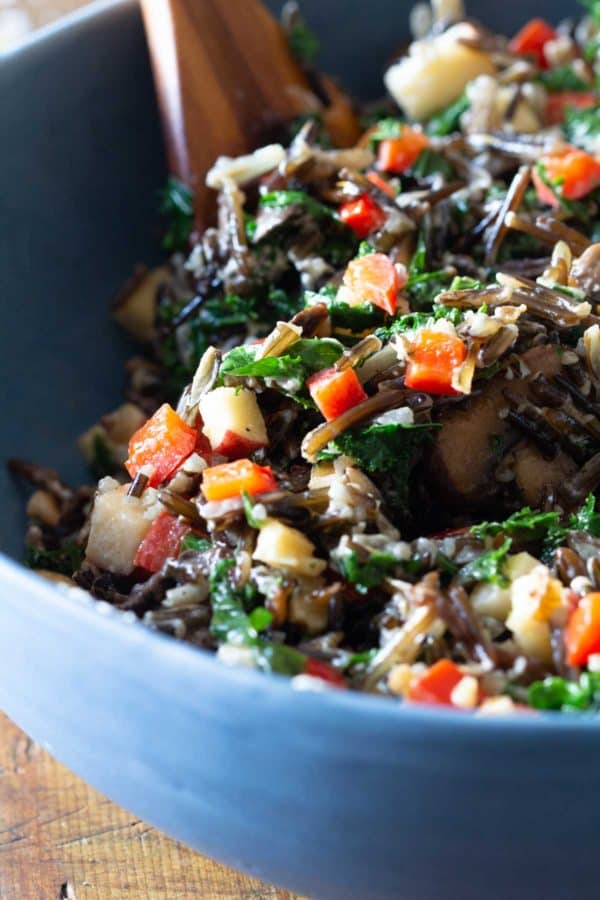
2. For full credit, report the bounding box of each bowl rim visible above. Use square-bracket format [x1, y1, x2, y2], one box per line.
[3, 552, 600, 732]
[3, 0, 598, 736]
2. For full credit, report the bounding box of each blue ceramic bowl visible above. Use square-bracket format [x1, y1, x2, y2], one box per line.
[2, 3, 598, 898]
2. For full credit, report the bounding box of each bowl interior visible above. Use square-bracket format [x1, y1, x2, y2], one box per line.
[0, 0, 576, 558]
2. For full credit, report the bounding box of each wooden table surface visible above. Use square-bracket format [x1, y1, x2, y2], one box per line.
[0, 711, 303, 899]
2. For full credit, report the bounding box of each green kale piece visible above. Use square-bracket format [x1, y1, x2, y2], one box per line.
[179, 534, 211, 554]
[320, 422, 440, 519]
[375, 305, 462, 340]
[369, 118, 405, 145]
[471, 508, 561, 542]
[159, 177, 194, 252]
[209, 559, 306, 675]
[426, 94, 469, 136]
[410, 148, 455, 180]
[335, 549, 398, 593]
[527, 671, 600, 712]
[563, 105, 600, 154]
[458, 539, 512, 587]
[25, 543, 84, 577]
[259, 190, 336, 220]
[219, 337, 344, 383]
[542, 494, 600, 560]
[539, 66, 590, 92]
[89, 432, 117, 479]
[287, 20, 319, 66]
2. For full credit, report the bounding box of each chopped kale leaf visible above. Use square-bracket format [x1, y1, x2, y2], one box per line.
[179, 534, 211, 554]
[563, 105, 600, 154]
[527, 671, 600, 712]
[320, 422, 440, 519]
[90, 433, 118, 479]
[539, 66, 589, 92]
[260, 190, 336, 220]
[287, 20, 320, 67]
[369, 118, 405, 145]
[335, 549, 398, 593]
[220, 337, 343, 383]
[209, 558, 306, 675]
[26, 543, 84, 577]
[426, 94, 469, 136]
[471, 507, 561, 542]
[159, 177, 194, 252]
[375, 305, 462, 340]
[458, 538, 512, 587]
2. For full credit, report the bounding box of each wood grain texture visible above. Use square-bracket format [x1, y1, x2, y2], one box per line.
[0, 712, 303, 900]
[140, 0, 312, 221]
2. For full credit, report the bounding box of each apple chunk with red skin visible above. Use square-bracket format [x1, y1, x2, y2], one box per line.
[199, 386, 269, 458]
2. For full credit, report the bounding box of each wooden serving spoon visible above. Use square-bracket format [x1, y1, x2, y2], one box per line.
[140, 0, 360, 223]
[141, 0, 312, 221]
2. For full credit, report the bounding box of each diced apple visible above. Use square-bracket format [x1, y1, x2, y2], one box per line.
[504, 552, 540, 582]
[289, 587, 329, 634]
[506, 564, 565, 665]
[85, 484, 160, 575]
[80, 403, 147, 469]
[113, 265, 169, 343]
[253, 520, 326, 577]
[470, 582, 511, 621]
[384, 23, 495, 121]
[198, 387, 268, 458]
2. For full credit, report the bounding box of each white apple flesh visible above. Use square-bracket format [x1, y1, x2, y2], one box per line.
[199, 387, 268, 458]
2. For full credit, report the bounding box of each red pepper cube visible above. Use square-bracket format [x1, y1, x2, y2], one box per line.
[407, 659, 464, 706]
[202, 459, 278, 503]
[508, 18, 557, 68]
[341, 252, 405, 316]
[338, 193, 386, 238]
[405, 329, 467, 396]
[304, 657, 345, 687]
[307, 366, 368, 422]
[377, 127, 429, 174]
[566, 592, 600, 667]
[544, 148, 600, 201]
[134, 511, 191, 573]
[126, 403, 197, 487]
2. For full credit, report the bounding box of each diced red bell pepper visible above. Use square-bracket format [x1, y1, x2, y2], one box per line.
[405, 329, 467, 395]
[134, 512, 190, 573]
[304, 657, 345, 686]
[125, 403, 197, 487]
[201, 459, 277, 503]
[508, 18, 557, 69]
[544, 148, 600, 201]
[546, 92, 596, 126]
[366, 170, 396, 198]
[342, 252, 405, 316]
[565, 592, 600, 666]
[307, 366, 368, 421]
[338, 193, 386, 238]
[377, 126, 430, 174]
[407, 659, 464, 706]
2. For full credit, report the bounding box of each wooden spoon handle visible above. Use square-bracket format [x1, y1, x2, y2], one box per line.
[141, 0, 311, 221]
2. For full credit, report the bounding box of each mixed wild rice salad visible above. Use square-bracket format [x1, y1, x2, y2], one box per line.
[12, 1, 600, 713]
